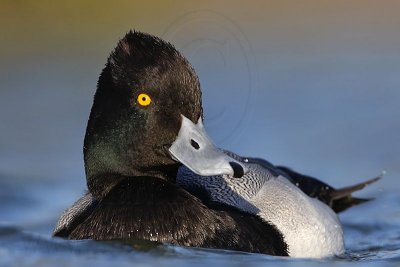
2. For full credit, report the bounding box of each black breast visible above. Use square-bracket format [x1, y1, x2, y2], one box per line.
[67, 176, 288, 256]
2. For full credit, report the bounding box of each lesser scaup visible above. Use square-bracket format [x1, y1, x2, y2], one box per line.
[54, 31, 380, 257]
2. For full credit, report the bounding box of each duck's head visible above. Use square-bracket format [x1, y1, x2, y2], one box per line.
[84, 31, 246, 198]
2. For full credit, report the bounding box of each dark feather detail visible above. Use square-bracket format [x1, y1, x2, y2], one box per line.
[53, 192, 97, 237]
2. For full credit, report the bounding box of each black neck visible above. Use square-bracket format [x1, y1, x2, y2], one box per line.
[87, 163, 181, 199]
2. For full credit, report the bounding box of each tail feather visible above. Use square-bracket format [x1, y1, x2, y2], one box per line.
[330, 175, 382, 200]
[329, 174, 383, 212]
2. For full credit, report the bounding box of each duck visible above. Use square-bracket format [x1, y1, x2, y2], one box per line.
[53, 30, 380, 257]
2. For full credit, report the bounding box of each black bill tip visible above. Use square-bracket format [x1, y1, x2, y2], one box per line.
[229, 161, 245, 178]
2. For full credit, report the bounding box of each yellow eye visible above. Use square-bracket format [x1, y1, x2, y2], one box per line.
[137, 93, 152, 107]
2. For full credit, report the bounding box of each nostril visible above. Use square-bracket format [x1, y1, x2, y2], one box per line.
[229, 161, 244, 178]
[190, 139, 200, 150]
